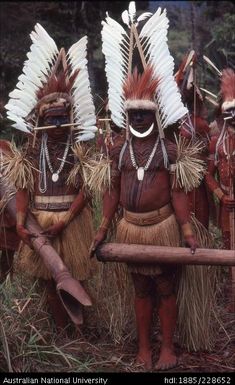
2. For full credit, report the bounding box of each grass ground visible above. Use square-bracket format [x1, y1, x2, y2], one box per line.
[0, 256, 234, 373]
[0, 208, 234, 374]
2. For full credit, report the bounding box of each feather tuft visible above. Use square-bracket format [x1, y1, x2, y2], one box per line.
[128, 1, 136, 23]
[122, 10, 130, 27]
[5, 23, 59, 133]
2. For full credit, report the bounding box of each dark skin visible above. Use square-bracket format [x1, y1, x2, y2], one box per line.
[91, 109, 197, 370]
[16, 101, 92, 332]
[176, 61, 211, 228]
[92, 110, 197, 251]
[16, 104, 88, 244]
[206, 110, 235, 312]
[205, 121, 235, 249]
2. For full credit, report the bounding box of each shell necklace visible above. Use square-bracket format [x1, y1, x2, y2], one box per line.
[129, 135, 159, 181]
[39, 133, 71, 193]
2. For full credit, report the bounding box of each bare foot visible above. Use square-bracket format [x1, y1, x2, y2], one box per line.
[155, 346, 177, 371]
[135, 349, 152, 370]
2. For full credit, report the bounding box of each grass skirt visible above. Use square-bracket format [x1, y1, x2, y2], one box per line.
[116, 213, 181, 275]
[177, 214, 220, 351]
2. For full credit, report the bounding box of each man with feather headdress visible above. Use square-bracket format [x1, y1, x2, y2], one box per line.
[3, 24, 97, 329]
[90, 2, 208, 370]
[205, 68, 235, 311]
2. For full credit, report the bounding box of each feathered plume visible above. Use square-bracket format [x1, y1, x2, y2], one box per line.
[123, 66, 159, 109]
[139, 8, 188, 128]
[137, 12, 153, 23]
[101, 12, 130, 129]
[36, 70, 78, 101]
[128, 1, 136, 24]
[5, 25, 97, 143]
[5, 23, 59, 133]
[122, 2, 152, 27]
[122, 10, 130, 27]
[102, 3, 188, 131]
[67, 36, 97, 142]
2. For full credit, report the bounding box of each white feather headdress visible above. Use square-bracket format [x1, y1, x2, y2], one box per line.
[101, 1, 188, 131]
[5, 23, 97, 142]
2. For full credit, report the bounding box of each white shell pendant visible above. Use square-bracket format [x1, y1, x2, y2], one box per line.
[137, 167, 144, 181]
[52, 173, 59, 182]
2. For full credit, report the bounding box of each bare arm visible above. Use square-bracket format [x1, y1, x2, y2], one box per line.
[16, 189, 32, 246]
[205, 138, 235, 210]
[89, 158, 121, 257]
[171, 187, 198, 254]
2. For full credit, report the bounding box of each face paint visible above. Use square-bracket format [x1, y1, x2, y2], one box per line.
[129, 123, 154, 138]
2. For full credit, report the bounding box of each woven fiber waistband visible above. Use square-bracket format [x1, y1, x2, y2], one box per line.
[123, 204, 173, 226]
[34, 195, 76, 211]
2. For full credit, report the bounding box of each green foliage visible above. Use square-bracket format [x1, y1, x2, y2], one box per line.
[205, 12, 235, 69]
[168, 30, 191, 68]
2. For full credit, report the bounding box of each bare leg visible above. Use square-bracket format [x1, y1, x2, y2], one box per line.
[44, 279, 70, 331]
[155, 273, 178, 370]
[155, 294, 177, 370]
[132, 273, 153, 369]
[134, 296, 153, 369]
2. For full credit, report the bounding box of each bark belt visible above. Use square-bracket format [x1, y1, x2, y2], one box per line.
[34, 195, 76, 210]
[123, 204, 173, 226]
